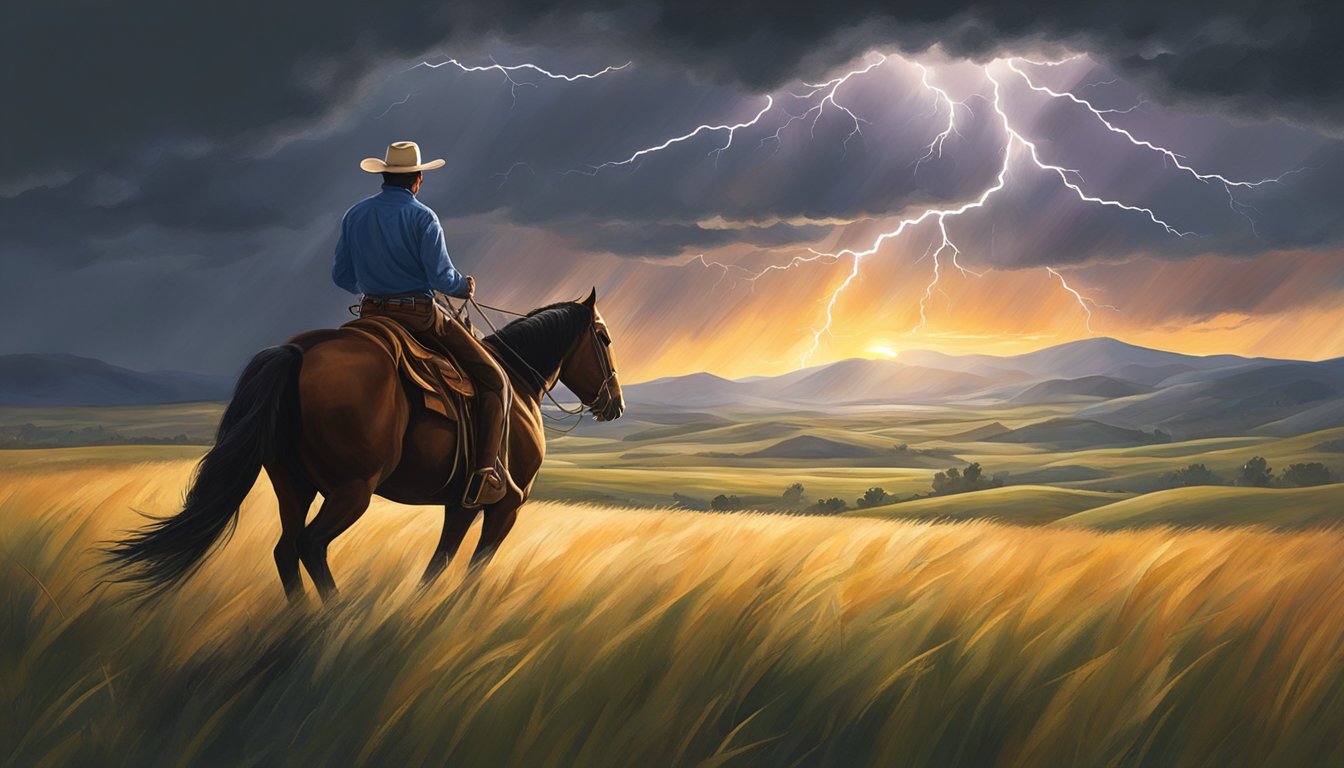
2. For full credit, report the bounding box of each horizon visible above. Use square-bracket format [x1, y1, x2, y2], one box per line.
[10, 332, 1323, 387]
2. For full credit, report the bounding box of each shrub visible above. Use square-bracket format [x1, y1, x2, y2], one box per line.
[931, 463, 1001, 496]
[710, 494, 744, 511]
[812, 497, 848, 514]
[781, 483, 806, 508]
[856, 487, 892, 508]
[670, 493, 708, 511]
[1159, 463, 1223, 488]
[1235, 457, 1274, 488]
[1281, 463, 1333, 488]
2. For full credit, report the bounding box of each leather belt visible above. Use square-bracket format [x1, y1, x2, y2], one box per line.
[362, 293, 433, 307]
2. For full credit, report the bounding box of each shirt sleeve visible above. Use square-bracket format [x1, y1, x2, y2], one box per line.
[419, 211, 469, 298]
[331, 215, 359, 294]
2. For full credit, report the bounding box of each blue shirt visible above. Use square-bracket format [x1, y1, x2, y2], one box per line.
[332, 185, 470, 298]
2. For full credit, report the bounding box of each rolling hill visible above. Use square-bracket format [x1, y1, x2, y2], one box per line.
[984, 417, 1168, 449]
[846, 485, 1131, 525]
[1054, 484, 1344, 530]
[0, 353, 234, 406]
[1006, 375, 1152, 405]
[1077, 359, 1344, 438]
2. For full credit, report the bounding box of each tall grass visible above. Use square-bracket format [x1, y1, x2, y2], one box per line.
[4, 458, 1344, 766]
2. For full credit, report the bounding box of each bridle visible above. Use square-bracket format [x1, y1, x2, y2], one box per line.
[461, 297, 619, 427]
[583, 324, 619, 420]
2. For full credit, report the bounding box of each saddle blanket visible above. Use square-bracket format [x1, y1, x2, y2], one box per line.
[340, 315, 474, 420]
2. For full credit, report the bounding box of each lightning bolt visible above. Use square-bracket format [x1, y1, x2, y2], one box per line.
[491, 161, 536, 189]
[374, 93, 414, 119]
[581, 53, 889, 174]
[790, 59, 1208, 366]
[789, 54, 886, 149]
[1007, 59, 1303, 234]
[912, 63, 973, 173]
[570, 97, 776, 174]
[1045, 266, 1117, 333]
[509, 51, 1297, 368]
[406, 56, 629, 106]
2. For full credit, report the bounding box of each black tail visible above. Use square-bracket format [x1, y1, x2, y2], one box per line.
[103, 344, 303, 599]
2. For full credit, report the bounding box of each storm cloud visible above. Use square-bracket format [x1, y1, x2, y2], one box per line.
[4, 0, 1344, 375]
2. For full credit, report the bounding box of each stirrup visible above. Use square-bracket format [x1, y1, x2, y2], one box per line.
[463, 464, 507, 509]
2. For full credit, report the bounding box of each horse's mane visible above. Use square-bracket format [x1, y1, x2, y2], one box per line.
[483, 302, 590, 387]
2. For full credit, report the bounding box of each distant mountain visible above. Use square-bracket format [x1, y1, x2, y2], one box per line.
[1077, 359, 1344, 439]
[756, 359, 992, 403]
[899, 337, 1271, 383]
[1007, 375, 1152, 405]
[621, 372, 753, 407]
[627, 359, 991, 406]
[624, 338, 1280, 408]
[0, 354, 233, 406]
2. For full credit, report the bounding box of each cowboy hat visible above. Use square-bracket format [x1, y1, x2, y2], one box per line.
[359, 141, 446, 173]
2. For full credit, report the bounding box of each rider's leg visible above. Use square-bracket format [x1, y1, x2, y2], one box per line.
[430, 313, 517, 507]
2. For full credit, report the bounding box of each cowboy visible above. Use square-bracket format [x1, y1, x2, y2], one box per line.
[333, 141, 514, 508]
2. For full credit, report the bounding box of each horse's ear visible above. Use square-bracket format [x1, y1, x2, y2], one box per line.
[581, 287, 597, 307]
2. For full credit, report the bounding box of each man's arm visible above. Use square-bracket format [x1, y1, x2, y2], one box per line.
[332, 217, 359, 295]
[418, 212, 470, 298]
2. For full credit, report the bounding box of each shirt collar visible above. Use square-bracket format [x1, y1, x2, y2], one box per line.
[379, 184, 416, 199]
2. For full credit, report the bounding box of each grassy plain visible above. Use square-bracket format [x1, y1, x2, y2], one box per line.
[1056, 484, 1344, 530]
[846, 485, 1132, 525]
[537, 405, 1344, 517]
[5, 451, 1344, 766]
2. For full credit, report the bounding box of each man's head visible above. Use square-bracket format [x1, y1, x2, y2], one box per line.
[359, 141, 443, 193]
[382, 171, 422, 194]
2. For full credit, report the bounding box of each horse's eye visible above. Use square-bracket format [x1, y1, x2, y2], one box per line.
[598, 331, 611, 346]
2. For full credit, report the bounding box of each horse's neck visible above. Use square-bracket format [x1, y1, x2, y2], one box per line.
[494, 342, 563, 403]
[486, 305, 583, 403]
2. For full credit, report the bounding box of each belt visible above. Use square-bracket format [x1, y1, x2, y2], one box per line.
[362, 293, 433, 308]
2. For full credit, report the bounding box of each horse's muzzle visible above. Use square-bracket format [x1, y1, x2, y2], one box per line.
[593, 396, 625, 422]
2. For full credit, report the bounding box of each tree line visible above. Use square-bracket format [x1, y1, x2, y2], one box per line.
[680, 462, 1003, 515]
[1160, 457, 1335, 489]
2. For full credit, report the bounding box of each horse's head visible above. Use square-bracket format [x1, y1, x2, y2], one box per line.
[559, 288, 625, 422]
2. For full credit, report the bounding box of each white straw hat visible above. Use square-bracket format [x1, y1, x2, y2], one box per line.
[359, 141, 446, 173]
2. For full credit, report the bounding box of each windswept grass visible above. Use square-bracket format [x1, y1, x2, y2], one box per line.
[5, 455, 1344, 766]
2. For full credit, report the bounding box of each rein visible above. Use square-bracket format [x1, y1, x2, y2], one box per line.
[458, 297, 615, 431]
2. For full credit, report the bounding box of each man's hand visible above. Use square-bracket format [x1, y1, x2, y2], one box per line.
[465, 275, 476, 298]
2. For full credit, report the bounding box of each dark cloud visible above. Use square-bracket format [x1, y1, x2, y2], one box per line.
[4, 1, 1342, 190]
[4, 1, 1344, 374]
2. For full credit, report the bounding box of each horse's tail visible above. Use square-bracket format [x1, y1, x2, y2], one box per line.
[103, 343, 303, 599]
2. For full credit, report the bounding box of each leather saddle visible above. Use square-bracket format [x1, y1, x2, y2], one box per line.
[341, 315, 474, 421]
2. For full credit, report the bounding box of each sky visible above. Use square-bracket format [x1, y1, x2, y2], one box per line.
[3, 1, 1344, 382]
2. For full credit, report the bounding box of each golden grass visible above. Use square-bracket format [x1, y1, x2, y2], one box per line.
[5, 457, 1344, 766]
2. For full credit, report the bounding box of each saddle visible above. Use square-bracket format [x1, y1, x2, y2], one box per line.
[341, 315, 474, 420]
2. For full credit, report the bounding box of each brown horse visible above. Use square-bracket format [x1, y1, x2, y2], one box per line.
[105, 289, 623, 602]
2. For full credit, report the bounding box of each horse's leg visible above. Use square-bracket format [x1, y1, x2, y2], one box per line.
[421, 507, 477, 586]
[467, 499, 520, 575]
[268, 465, 316, 602]
[299, 481, 374, 602]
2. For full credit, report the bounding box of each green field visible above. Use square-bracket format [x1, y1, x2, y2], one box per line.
[847, 485, 1131, 525]
[5, 401, 1342, 525]
[1056, 484, 1344, 530]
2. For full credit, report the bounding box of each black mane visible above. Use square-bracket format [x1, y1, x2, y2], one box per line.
[483, 302, 590, 389]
